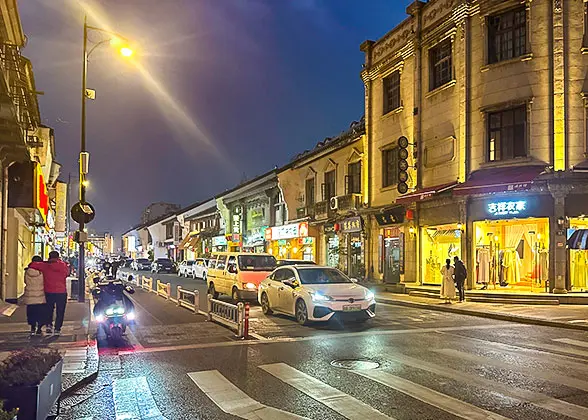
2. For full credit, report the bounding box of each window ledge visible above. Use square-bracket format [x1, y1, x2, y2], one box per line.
[425, 80, 456, 99]
[480, 52, 533, 72]
[382, 106, 404, 118]
[479, 156, 535, 169]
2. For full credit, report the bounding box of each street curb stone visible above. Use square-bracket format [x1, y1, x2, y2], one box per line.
[376, 297, 588, 332]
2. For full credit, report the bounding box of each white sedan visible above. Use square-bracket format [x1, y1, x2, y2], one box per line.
[258, 265, 376, 325]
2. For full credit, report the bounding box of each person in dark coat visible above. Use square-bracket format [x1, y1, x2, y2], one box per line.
[453, 256, 467, 302]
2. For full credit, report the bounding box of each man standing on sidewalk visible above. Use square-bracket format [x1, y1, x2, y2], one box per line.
[31, 251, 70, 336]
[454, 256, 467, 303]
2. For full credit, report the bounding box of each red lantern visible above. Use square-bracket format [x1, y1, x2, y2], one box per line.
[406, 209, 414, 220]
[334, 223, 340, 232]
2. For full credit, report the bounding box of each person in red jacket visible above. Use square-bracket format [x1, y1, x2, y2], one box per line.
[30, 250, 70, 336]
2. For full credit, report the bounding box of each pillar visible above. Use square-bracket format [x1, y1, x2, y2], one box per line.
[549, 183, 571, 293]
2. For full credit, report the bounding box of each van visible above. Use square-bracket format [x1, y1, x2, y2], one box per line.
[207, 252, 277, 301]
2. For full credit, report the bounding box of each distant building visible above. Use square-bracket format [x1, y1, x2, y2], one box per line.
[141, 202, 181, 225]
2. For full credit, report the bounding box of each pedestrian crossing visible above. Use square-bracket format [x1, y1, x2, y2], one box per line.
[187, 336, 588, 420]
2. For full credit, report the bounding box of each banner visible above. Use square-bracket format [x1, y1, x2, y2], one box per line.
[55, 181, 67, 232]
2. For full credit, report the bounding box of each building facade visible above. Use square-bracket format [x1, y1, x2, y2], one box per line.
[361, 0, 588, 293]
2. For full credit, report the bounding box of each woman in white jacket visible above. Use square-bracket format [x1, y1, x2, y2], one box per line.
[440, 258, 456, 304]
[23, 255, 47, 336]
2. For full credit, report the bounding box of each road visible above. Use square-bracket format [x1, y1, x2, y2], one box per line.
[59, 269, 588, 420]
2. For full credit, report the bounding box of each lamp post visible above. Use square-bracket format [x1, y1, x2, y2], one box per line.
[76, 15, 133, 302]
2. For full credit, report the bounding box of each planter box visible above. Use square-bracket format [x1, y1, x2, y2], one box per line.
[2, 359, 62, 420]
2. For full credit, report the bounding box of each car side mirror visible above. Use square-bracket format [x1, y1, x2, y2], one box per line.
[350, 278, 358, 283]
[283, 278, 298, 288]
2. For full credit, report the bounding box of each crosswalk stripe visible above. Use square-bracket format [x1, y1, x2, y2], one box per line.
[112, 376, 167, 420]
[434, 348, 588, 392]
[354, 369, 510, 420]
[259, 362, 393, 420]
[187, 370, 308, 419]
[384, 352, 588, 420]
[553, 338, 588, 348]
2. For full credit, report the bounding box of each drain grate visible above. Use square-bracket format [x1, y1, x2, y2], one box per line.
[330, 359, 380, 370]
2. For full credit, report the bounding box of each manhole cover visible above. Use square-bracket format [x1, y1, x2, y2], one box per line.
[330, 359, 380, 370]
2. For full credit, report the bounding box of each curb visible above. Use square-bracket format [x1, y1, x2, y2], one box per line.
[376, 297, 588, 332]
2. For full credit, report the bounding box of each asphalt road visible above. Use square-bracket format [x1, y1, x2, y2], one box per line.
[60, 270, 588, 420]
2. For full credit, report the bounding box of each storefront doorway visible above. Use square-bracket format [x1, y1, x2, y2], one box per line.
[568, 217, 588, 292]
[326, 233, 339, 268]
[383, 236, 401, 284]
[421, 224, 462, 285]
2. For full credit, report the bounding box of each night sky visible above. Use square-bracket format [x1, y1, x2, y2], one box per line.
[20, 0, 412, 235]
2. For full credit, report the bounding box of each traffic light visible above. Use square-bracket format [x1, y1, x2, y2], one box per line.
[397, 136, 409, 194]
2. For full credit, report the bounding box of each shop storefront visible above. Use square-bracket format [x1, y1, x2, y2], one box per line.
[338, 216, 365, 279]
[323, 223, 339, 268]
[212, 235, 228, 253]
[469, 194, 553, 292]
[565, 192, 588, 292]
[374, 206, 407, 284]
[266, 222, 316, 261]
[243, 226, 268, 253]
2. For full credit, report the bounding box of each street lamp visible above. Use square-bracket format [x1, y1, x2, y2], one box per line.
[76, 15, 134, 302]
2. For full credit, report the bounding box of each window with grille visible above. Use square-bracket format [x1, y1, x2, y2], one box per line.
[429, 39, 452, 90]
[383, 71, 401, 114]
[305, 178, 315, 206]
[347, 161, 361, 194]
[323, 170, 336, 201]
[488, 7, 526, 64]
[487, 106, 526, 162]
[382, 148, 398, 188]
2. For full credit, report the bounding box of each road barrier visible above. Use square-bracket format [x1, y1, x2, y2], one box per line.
[156, 279, 171, 300]
[177, 286, 200, 313]
[141, 276, 153, 292]
[207, 294, 247, 338]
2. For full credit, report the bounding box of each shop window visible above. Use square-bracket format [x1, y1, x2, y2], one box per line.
[382, 148, 398, 188]
[569, 218, 588, 291]
[165, 224, 174, 239]
[422, 225, 462, 285]
[487, 106, 526, 162]
[488, 7, 526, 64]
[346, 161, 362, 194]
[383, 71, 401, 114]
[322, 170, 336, 201]
[429, 38, 452, 90]
[305, 178, 315, 206]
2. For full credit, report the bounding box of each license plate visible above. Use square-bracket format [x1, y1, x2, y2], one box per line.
[342, 304, 361, 312]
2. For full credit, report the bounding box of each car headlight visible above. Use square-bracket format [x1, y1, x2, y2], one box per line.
[95, 314, 105, 323]
[126, 312, 135, 321]
[244, 282, 256, 289]
[365, 290, 375, 300]
[311, 292, 333, 302]
[105, 307, 114, 316]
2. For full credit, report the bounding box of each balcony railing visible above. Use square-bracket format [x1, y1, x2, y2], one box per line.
[337, 194, 362, 211]
[296, 205, 315, 219]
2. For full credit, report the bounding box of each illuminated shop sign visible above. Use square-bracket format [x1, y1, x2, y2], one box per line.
[267, 222, 309, 240]
[212, 235, 227, 246]
[487, 200, 527, 216]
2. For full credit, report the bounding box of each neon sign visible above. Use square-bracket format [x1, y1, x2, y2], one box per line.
[487, 200, 526, 216]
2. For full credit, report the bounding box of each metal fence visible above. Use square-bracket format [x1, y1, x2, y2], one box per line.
[177, 286, 200, 313]
[207, 295, 247, 338]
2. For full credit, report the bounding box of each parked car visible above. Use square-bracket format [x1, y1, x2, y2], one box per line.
[151, 258, 175, 274]
[178, 260, 196, 277]
[132, 258, 151, 271]
[192, 258, 209, 280]
[276, 259, 317, 267]
[207, 253, 277, 301]
[258, 265, 376, 325]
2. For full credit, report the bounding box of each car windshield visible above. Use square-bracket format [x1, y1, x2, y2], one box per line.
[238, 255, 277, 271]
[297, 268, 353, 284]
[137, 259, 149, 263]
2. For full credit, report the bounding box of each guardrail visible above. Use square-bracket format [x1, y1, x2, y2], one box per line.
[177, 286, 200, 313]
[207, 294, 248, 338]
[141, 276, 153, 292]
[156, 279, 171, 300]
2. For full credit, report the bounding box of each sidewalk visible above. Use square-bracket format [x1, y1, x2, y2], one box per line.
[0, 297, 98, 397]
[376, 291, 588, 331]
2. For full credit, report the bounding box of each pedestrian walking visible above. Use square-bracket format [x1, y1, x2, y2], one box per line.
[30, 251, 70, 336]
[440, 258, 456, 304]
[454, 256, 467, 302]
[23, 256, 47, 336]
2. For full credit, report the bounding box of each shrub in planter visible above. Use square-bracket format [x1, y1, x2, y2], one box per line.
[0, 349, 62, 420]
[0, 401, 17, 420]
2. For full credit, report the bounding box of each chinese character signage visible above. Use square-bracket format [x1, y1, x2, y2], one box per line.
[268, 222, 309, 240]
[340, 216, 362, 233]
[375, 206, 405, 226]
[487, 200, 527, 216]
[54, 181, 67, 232]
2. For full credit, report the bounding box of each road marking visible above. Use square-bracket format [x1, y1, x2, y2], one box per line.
[354, 369, 510, 420]
[567, 320, 588, 324]
[553, 338, 588, 348]
[188, 370, 307, 419]
[538, 343, 588, 358]
[118, 323, 531, 355]
[125, 326, 145, 350]
[128, 292, 165, 325]
[259, 363, 393, 420]
[435, 348, 588, 392]
[62, 348, 87, 374]
[113, 376, 167, 420]
[384, 352, 588, 420]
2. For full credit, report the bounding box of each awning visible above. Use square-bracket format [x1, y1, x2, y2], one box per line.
[179, 232, 197, 250]
[395, 182, 457, 204]
[568, 229, 588, 250]
[453, 165, 545, 196]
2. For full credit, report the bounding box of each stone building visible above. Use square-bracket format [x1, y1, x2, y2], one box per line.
[361, 0, 588, 293]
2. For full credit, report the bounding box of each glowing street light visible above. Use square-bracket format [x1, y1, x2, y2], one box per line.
[119, 46, 134, 57]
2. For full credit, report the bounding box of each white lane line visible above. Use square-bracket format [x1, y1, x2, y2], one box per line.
[385, 352, 588, 420]
[62, 348, 87, 374]
[187, 370, 307, 419]
[259, 363, 393, 420]
[113, 376, 167, 420]
[435, 348, 588, 392]
[553, 338, 588, 348]
[539, 343, 588, 358]
[354, 369, 510, 420]
[567, 320, 588, 324]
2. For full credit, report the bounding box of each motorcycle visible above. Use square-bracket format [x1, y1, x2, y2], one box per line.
[92, 276, 136, 341]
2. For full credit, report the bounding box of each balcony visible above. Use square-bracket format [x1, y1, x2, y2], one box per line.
[337, 194, 362, 211]
[314, 200, 335, 220]
[296, 205, 315, 219]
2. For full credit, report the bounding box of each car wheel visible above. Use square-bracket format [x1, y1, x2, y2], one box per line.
[202, 273, 207, 282]
[208, 283, 219, 299]
[192, 272, 196, 280]
[232, 287, 240, 303]
[178, 271, 182, 277]
[260, 293, 273, 315]
[295, 299, 309, 326]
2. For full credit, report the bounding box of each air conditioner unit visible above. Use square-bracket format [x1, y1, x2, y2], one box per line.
[330, 196, 339, 210]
